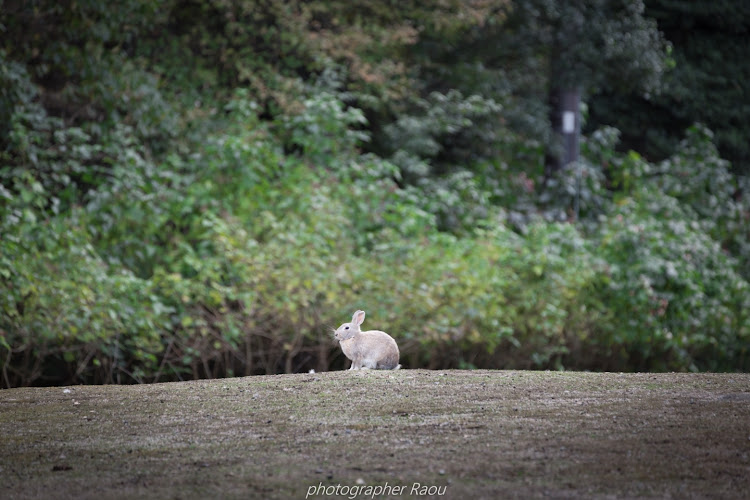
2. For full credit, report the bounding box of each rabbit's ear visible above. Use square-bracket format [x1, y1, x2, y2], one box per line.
[352, 310, 366, 326]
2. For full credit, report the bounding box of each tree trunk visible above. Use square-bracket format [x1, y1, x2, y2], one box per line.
[545, 87, 581, 177]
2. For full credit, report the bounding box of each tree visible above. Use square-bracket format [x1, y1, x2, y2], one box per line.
[501, 0, 669, 175]
[587, 0, 750, 175]
[370, 0, 670, 183]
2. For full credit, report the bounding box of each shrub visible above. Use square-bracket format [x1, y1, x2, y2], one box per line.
[2, 79, 749, 388]
[591, 189, 750, 371]
[0, 201, 168, 386]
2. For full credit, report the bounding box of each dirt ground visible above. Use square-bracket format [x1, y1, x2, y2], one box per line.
[1, 369, 749, 499]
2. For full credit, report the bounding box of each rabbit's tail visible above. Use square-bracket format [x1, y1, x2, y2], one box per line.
[394, 364, 401, 370]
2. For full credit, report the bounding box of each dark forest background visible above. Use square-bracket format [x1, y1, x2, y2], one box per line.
[1, 0, 748, 387]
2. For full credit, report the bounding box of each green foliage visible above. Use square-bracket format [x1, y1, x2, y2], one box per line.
[378, 90, 506, 232]
[1, 0, 748, 387]
[0, 194, 169, 385]
[588, 0, 750, 174]
[278, 91, 369, 167]
[503, 0, 669, 94]
[384, 91, 504, 173]
[594, 192, 750, 371]
[654, 125, 738, 232]
[0, 51, 36, 141]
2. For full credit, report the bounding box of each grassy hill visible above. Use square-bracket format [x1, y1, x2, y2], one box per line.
[2, 370, 749, 499]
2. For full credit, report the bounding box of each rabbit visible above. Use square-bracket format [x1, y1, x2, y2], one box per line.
[334, 310, 401, 370]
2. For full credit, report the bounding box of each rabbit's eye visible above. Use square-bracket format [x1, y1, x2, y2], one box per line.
[344, 326, 350, 330]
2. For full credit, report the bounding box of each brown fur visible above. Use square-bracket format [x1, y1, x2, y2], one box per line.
[334, 311, 400, 370]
